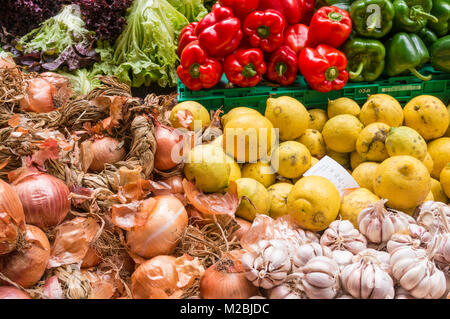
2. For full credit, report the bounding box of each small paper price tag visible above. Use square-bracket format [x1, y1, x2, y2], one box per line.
[303, 156, 360, 196]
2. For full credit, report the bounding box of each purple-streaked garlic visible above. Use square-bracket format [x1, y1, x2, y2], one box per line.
[415, 201, 450, 234]
[291, 242, 332, 271]
[242, 240, 292, 289]
[266, 283, 306, 299]
[390, 245, 446, 299]
[352, 248, 390, 272]
[395, 287, 416, 299]
[341, 250, 394, 299]
[320, 220, 367, 254]
[432, 233, 450, 265]
[357, 199, 416, 244]
[299, 256, 340, 299]
[387, 224, 431, 253]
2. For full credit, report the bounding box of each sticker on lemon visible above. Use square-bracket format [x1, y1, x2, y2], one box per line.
[385, 126, 427, 161]
[359, 94, 404, 127]
[308, 109, 328, 132]
[170, 101, 211, 131]
[287, 176, 341, 231]
[322, 114, 364, 153]
[340, 188, 380, 228]
[356, 122, 390, 162]
[235, 178, 271, 222]
[267, 183, 294, 219]
[271, 141, 311, 179]
[241, 161, 276, 188]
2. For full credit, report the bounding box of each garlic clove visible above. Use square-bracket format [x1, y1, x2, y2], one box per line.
[399, 262, 427, 291]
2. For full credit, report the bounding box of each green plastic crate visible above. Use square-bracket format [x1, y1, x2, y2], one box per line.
[177, 65, 450, 114]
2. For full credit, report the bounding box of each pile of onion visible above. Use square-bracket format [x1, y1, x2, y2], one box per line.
[11, 169, 70, 228]
[81, 137, 126, 172]
[19, 77, 56, 113]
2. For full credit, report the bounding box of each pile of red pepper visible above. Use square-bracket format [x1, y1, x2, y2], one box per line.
[177, 1, 353, 93]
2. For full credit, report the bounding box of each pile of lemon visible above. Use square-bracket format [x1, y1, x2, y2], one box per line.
[174, 94, 450, 232]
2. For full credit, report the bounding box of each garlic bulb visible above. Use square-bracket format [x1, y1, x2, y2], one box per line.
[390, 246, 446, 299]
[242, 240, 292, 289]
[331, 250, 354, 269]
[300, 256, 340, 299]
[297, 228, 320, 244]
[352, 248, 391, 272]
[358, 199, 416, 244]
[291, 242, 332, 271]
[341, 252, 394, 299]
[266, 283, 306, 299]
[415, 201, 450, 234]
[320, 220, 367, 254]
[387, 224, 431, 253]
[395, 287, 416, 299]
[434, 233, 450, 265]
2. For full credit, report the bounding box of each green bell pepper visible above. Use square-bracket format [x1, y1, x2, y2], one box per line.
[343, 38, 386, 82]
[386, 32, 432, 81]
[315, 0, 353, 11]
[417, 27, 439, 46]
[428, 0, 450, 37]
[350, 0, 395, 38]
[393, 0, 439, 32]
[431, 35, 450, 72]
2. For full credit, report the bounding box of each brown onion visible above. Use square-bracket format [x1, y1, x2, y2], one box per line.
[19, 77, 56, 113]
[81, 247, 102, 269]
[88, 137, 126, 172]
[0, 286, 31, 299]
[0, 225, 50, 288]
[12, 171, 71, 228]
[126, 195, 188, 259]
[232, 218, 252, 241]
[158, 176, 184, 194]
[200, 255, 259, 299]
[0, 180, 25, 255]
[154, 121, 185, 171]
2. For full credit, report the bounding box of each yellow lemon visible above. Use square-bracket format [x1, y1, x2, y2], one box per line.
[385, 126, 428, 161]
[322, 114, 364, 153]
[403, 95, 449, 141]
[296, 129, 326, 159]
[271, 141, 311, 179]
[440, 164, 450, 198]
[265, 96, 309, 141]
[430, 178, 448, 203]
[287, 176, 340, 231]
[427, 137, 450, 179]
[373, 156, 431, 210]
[340, 188, 380, 228]
[350, 151, 365, 170]
[241, 161, 276, 188]
[308, 109, 328, 132]
[235, 178, 271, 222]
[356, 122, 390, 161]
[445, 104, 450, 137]
[352, 162, 380, 193]
[326, 148, 350, 168]
[226, 156, 241, 184]
[267, 183, 294, 219]
[291, 157, 320, 184]
[327, 97, 361, 118]
[360, 94, 404, 127]
[170, 101, 211, 131]
[221, 107, 262, 127]
[422, 152, 434, 174]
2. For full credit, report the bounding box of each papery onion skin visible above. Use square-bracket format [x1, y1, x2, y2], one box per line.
[127, 195, 188, 259]
[89, 137, 126, 172]
[0, 225, 50, 288]
[0, 286, 31, 299]
[81, 246, 102, 269]
[159, 176, 184, 194]
[232, 218, 252, 241]
[19, 78, 56, 113]
[0, 180, 25, 255]
[154, 122, 184, 171]
[13, 172, 71, 228]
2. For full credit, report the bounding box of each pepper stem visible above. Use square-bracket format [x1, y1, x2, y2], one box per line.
[328, 11, 343, 22]
[413, 8, 439, 23]
[409, 68, 432, 81]
[189, 63, 201, 79]
[257, 26, 271, 39]
[276, 62, 287, 77]
[242, 63, 257, 78]
[349, 62, 364, 79]
[325, 66, 339, 82]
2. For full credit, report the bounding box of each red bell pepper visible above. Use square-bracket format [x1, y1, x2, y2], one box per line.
[178, 22, 198, 57]
[224, 48, 267, 87]
[258, 0, 306, 25]
[308, 6, 352, 48]
[284, 24, 309, 56]
[218, 0, 260, 20]
[302, 0, 316, 25]
[298, 44, 349, 93]
[177, 41, 223, 91]
[195, 6, 243, 58]
[243, 9, 286, 53]
[267, 45, 298, 86]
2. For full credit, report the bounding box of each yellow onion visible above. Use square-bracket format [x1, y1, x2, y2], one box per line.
[0, 225, 50, 288]
[88, 137, 126, 172]
[154, 121, 186, 171]
[19, 77, 56, 113]
[232, 218, 252, 241]
[126, 195, 188, 259]
[0, 180, 25, 255]
[0, 286, 31, 299]
[81, 247, 102, 269]
[200, 253, 259, 299]
[12, 170, 71, 228]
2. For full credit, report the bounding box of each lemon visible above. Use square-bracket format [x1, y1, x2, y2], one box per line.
[235, 178, 271, 221]
[430, 178, 448, 203]
[241, 161, 276, 188]
[425, 191, 434, 202]
[422, 152, 434, 174]
[427, 137, 450, 179]
[356, 122, 390, 161]
[265, 96, 309, 141]
[223, 113, 276, 163]
[385, 126, 427, 161]
[440, 164, 450, 198]
[327, 97, 360, 118]
[326, 148, 350, 168]
[340, 188, 380, 228]
[226, 156, 241, 183]
[210, 134, 223, 148]
[271, 141, 311, 179]
[308, 109, 328, 132]
[170, 101, 211, 131]
[322, 114, 364, 153]
[267, 183, 294, 219]
[360, 94, 404, 127]
[445, 104, 450, 137]
[184, 144, 231, 193]
[296, 129, 326, 159]
[403, 95, 449, 141]
[221, 107, 262, 127]
[373, 156, 431, 210]
[350, 151, 365, 170]
[287, 176, 340, 231]
[352, 162, 380, 193]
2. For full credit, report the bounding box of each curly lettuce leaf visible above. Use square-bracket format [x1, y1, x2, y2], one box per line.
[167, 0, 208, 22]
